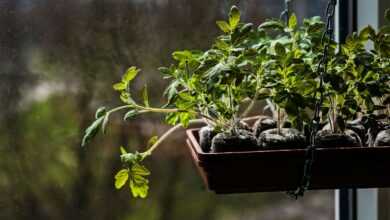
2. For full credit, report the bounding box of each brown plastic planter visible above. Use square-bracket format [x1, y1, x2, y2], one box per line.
[186, 128, 390, 194]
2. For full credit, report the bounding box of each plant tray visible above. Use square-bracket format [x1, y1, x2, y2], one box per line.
[186, 128, 390, 194]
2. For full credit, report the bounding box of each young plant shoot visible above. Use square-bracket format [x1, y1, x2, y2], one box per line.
[81, 6, 390, 199]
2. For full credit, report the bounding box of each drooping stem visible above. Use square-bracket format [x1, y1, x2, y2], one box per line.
[107, 103, 215, 123]
[143, 119, 205, 157]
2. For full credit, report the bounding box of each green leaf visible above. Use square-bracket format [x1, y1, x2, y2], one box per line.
[147, 136, 158, 147]
[172, 50, 192, 61]
[385, 8, 390, 22]
[178, 112, 194, 128]
[216, 20, 231, 33]
[165, 112, 179, 125]
[142, 84, 149, 107]
[124, 110, 138, 121]
[120, 92, 134, 104]
[258, 20, 284, 30]
[229, 5, 240, 29]
[81, 116, 104, 146]
[359, 25, 375, 40]
[120, 146, 128, 155]
[164, 80, 179, 103]
[129, 175, 149, 198]
[178, 92, 195, 102]
[122, 66, 140, 83]
[273, 42, 286, 56]
[95, 106, 106, 119]
[113, 82, 126, 91]
[214, 39, 230, 50]
[158, 67, 172, 76]
[115, 169, 129, 189]
[237, 23, 253, 38]
[131, 163, 150, 176]
[121, 152, 143, 165]
[289, 13, 297, 29]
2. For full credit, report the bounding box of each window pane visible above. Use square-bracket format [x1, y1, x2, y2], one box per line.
[0, 1, 333, 220]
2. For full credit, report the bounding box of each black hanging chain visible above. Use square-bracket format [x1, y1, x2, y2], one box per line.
[280, 0, 292, 24]
[287, 0, 337, 199]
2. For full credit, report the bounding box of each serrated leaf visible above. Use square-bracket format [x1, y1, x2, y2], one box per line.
[289, 13, 297, 29]
[178, 92, 195, 102]
[158, 67, 171, 76]
[142, 84, 149, 107]
[216, 20, 231, 33]
[131, 163, 150, 176]
[229, 5, 240, 29]
[120, 146, 128, 155]
[359, 25, 375, 40]
[165, 112, 179, 125]
[81, 116, 104, 146]
[172, 50, 192, 61]
[129, 176, 149, 198]
[147, 136, 158, 147]
[95, 106, 106, 119]
[124, 110, 138, 121]
[214, 39, 230, 50]
[385, 8, 390, 22]
[120, 92, 134, 104]
[115, 169, 129, 189]
[164, 80, 179, 103]
[179, 112, 194, 128]
[122, 66, 140, 83]
[273, 42, 286, 56]
[113, 82, 126, 91]
[258, 20, 284, 30]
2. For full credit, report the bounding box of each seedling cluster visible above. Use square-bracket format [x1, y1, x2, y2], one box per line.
[82, 6, 390, 198]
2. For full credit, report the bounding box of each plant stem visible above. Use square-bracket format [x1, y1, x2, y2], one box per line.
[277, 106, 281, 135]
[110, 103, 216, 123]
[241, 88, 259, 118]
[143, 119, 205, 156]
[107, 105, 133, 114]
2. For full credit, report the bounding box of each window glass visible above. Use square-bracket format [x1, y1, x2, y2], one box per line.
[0, 1, 333, 220]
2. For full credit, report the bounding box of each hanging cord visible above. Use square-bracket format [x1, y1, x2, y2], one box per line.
[287, 0, 337, 199]
[280, 0, 292, 24]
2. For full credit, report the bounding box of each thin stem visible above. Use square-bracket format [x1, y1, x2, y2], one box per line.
[328, 96, 336, 133]
[277, 106, 281, 135]
[135, 104, 216, 123]
[143, 119, 205, 156]
[241, 81, 260, 118]
[107, 105, 133, 114]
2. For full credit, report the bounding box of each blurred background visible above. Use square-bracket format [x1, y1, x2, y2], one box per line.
[0, 0, 340, 219]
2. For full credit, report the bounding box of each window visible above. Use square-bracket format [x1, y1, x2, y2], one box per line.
[3, 1, 374, 220]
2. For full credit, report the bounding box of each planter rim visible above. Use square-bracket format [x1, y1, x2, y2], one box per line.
[186, 128, 389, 156]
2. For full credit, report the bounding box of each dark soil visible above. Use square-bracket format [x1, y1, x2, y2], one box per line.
[199, 126, 217, 152]
[258, 128, 306, 149]
[315, 129, 362, 148]
[346, 119, 367, 144]
[252, 117, 276, 137]
[211, 129, 259, 153]
[238, 121, 253, 132]
[374, 129, 390, 147]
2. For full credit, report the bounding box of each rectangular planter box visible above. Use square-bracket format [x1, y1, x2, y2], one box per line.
[186, 128, 390, 194]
